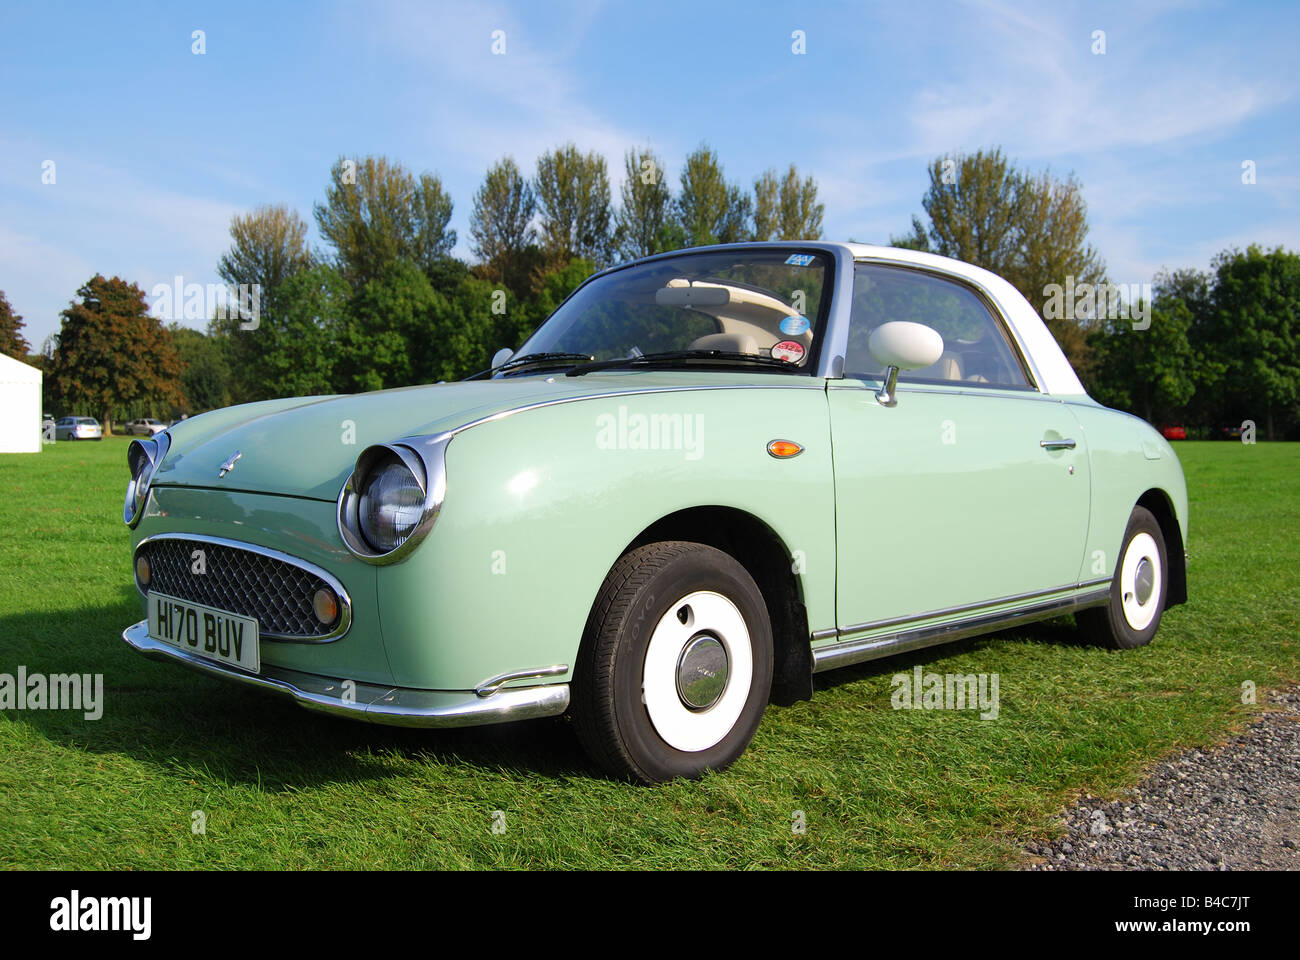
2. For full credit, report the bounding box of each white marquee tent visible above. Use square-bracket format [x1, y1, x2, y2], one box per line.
[0, 353, 42, 453]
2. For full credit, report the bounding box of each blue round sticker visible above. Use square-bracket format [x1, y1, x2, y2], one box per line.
[780, 315, 810, 336]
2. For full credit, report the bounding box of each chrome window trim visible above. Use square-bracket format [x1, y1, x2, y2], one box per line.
[848, 257, 1045, 391]
[133, 532, 353, 643]
[121, 620, 569, 728]
[812, 585, 1111, 673]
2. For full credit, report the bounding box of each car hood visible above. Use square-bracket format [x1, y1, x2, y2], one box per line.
[150, 372, 775, 501]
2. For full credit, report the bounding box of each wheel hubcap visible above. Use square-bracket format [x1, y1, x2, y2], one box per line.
[1134, 558, 1154, 605]
[642, 591, 753, 753]
[1119, 532, 1162, 631]
[676, 634, 729, 710]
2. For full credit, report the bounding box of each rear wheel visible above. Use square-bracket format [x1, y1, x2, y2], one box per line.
[572, 541, 773, 784]
[1078, 505, 1168, 649]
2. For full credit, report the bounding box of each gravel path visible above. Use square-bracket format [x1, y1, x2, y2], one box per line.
[1024, 686, 1300, 870]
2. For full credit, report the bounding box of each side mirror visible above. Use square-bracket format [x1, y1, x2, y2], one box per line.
[867, 321, 944, 407]
[491, 347, 514, 369]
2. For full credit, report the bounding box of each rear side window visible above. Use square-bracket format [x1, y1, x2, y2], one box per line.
[845, 264, 1030, 388]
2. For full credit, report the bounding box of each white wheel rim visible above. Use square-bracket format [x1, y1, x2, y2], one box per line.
[1119, 531, 1161, 631]
[642, 590, 753, 753]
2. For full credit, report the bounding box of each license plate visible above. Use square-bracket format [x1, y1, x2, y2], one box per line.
[147, 593, 260, 673]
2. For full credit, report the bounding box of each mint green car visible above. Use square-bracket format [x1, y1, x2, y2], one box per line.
[121, 243, 1188, 783]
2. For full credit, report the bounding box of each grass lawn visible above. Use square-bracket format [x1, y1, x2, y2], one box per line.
[0, 436, 1296, 869]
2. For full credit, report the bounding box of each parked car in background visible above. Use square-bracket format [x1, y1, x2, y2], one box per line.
[1160, 424, 1187, 441]
[126, 418, 166, 436]
[120, 242, 1189, 783]
[1219, 423, 1244, 441]
[55, 416, 103, 441]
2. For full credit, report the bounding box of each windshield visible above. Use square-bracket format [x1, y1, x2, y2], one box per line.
[515, 248, 831, 374]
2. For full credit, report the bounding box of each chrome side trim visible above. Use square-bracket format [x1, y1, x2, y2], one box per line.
[1077, 575, 1113, 590]
[134, 532, 353, 643]
[122, 621, 570, 728]
[474, 664, 570, 698]
[812, 588, 1111, 673]
[810, 627, 838, 641]
[836, 581, 1102, 637]
[443, 383, 827, 442]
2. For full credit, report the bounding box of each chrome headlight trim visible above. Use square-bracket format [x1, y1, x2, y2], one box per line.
[337, 434, 449, 565]
[123, 432, 170, 528]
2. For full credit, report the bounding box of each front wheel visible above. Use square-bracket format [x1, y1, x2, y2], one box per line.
[572, 541, 774, 784]
[1078, 505, 1168, 649]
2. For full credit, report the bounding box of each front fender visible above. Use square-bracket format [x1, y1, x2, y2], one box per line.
[374, 385, 836, 690]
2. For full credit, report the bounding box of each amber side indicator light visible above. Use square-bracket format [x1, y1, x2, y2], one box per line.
[767, 440, 804, 459]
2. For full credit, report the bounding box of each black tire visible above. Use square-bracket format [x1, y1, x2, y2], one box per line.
[1078, 506, 1168, 649]
[572, 541, 774, 784]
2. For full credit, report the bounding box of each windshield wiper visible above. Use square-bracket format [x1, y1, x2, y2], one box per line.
[565, 350, 797, 377]
[464, 352, 595, 380]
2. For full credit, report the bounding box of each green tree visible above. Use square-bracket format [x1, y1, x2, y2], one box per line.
[534, 144, 613, 265]
[752, 169, 779, 241]
[677, 145, 751, 247]
[613, 148, 673, 262]
[905, 149, 1106, 372]
[169, 324, 233, 415]
[216, 204, 312, 309]
[1014, 169, 1107, 370]
[757, 164, 823, 240]
[213, 204, 314, 402]
[50, 275, 185, 429]
[314, 155, 456, 290]
[1205, 245, 1300, 439]
[1086, 296, 1198, 425]
[469, 156, 538, 295]
[0, 291, 31, 360]
[516, 258, 598, 345]
[252, 264, 348, 400]
[889, 216, 932, 251]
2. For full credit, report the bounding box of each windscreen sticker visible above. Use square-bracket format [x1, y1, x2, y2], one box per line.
[780, 315, 811, 336]
[771, 340, 806, 363]
[784, 254, 815, 266]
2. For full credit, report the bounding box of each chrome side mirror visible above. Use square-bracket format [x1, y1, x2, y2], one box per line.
[867, 322, 945, 407]
[491, 347, 514, 368]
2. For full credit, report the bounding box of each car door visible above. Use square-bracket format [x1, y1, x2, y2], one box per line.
[829, 262, 1090, 632]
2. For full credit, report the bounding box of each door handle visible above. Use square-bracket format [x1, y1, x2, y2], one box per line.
[1040, 438, 1076, 450]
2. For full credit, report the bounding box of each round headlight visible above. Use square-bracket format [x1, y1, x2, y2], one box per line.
[357, 455, 426, 553]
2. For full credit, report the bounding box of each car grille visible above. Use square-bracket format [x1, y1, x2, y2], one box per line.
[139, 538, 341, 639]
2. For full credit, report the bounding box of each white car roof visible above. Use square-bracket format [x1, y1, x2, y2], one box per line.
[840, 243, 1087, 396]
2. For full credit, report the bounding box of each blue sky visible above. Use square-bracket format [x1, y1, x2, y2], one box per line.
[2, 0, 1296, 348]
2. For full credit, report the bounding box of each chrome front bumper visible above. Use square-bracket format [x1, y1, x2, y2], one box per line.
[121, 620, 570, 728]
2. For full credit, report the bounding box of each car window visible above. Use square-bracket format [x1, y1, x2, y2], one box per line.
[519, 248, 832, 372]
[845, 264, 1030, 388]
